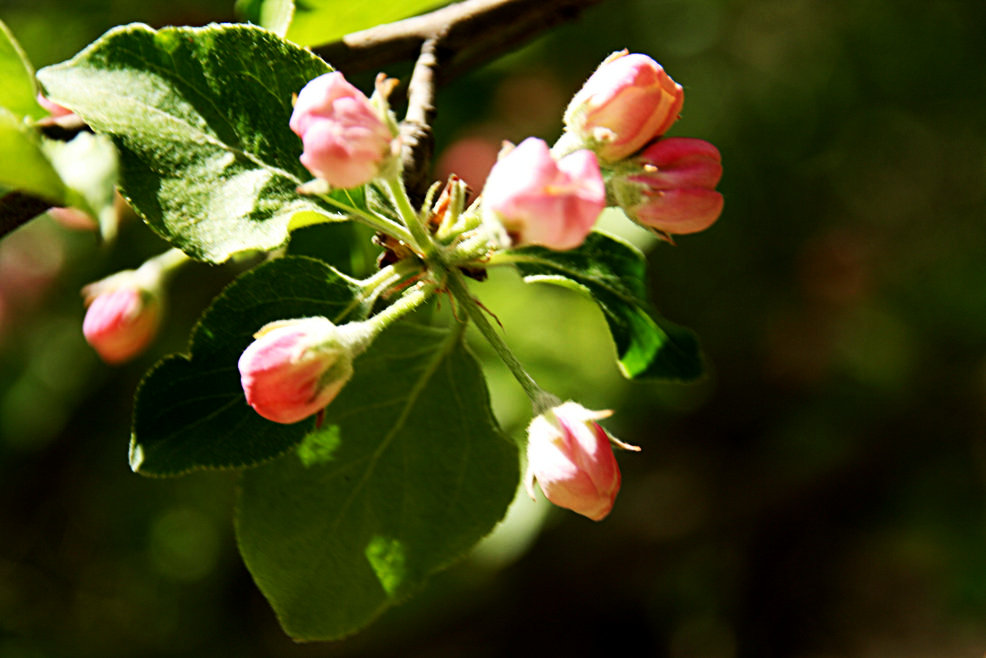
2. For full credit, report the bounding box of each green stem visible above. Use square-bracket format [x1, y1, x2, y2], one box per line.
[476, 250, 537, 269]
[342, 281, 437, 356]
[317, 192, 416, 245]
[444, 268, 544, 403]
[136, 248, 190, 287]
[370, 282, 436, 335]
[385, 175, 432, 256]
[355, 258, 418, 293]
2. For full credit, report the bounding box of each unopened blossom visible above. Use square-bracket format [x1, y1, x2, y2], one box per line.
[482, 137, 605, 250]
[564, 51, 684, 162]
[289, 72, 396, 188]
[616, 137, 724, 236]
[238, 317, 356, 424]
[82, 277, 162, 364]
[525, 401, 637, 521]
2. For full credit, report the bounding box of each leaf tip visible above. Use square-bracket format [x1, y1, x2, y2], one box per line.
[128, 436, 145, 472]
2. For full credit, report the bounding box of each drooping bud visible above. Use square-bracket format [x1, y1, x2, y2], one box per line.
[82, 274, 162, 364]
[289, 72, 398, 188]
[481, 137, 605, 251]
[614, 137, 724, 237]
[238, 317, 360, 424]
[563, 51, 684, 162]
[524, 401, 638, 521]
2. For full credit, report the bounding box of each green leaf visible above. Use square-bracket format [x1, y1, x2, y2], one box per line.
[0, 109, 66, 204]
[42, 133, 119, 239]
[37, 23, 356, 263]
[0, 19, 44, 119]
[235, 322, 519, 640]
[509, 231, 704, 381]
[287, 221, 379, 277]
[285, 0, 450, 47]
[236, 0, 296, 37]
[130, 256, 370, 476]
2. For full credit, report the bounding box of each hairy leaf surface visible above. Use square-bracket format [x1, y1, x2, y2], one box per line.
[38, 23, 361, 263]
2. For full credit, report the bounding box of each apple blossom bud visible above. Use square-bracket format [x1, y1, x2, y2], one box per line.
[615, 137, 724, 236]
[82, 279, 162, 364]
[289, 72, 397, 188]
[524, 401, 636, 521]
[564, 51, 684, 162]
[482, 137, 605, 250]
[238, 317, 358, 425]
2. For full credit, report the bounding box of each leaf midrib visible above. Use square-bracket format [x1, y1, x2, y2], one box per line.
[323, 329, 461, 533]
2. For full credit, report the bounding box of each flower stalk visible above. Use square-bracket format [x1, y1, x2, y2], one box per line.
[443, 267, 544, 403]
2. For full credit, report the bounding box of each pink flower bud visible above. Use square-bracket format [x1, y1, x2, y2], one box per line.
[618, 137, 724, 236]
[238, 317, 356, 425]
[82, 281, 162, 364]
[289, 72, 396, 189]
[482, 138, 605, 250]
[564, 51, 684, 162]
[524, 402, 637, 521]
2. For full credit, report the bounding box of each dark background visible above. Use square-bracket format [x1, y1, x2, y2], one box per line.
[2, 0, 986, 656]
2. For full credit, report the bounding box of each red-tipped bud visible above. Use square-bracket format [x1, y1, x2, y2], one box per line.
[616, 137, 724, 236]
[482, 138, 605, 250]
[564, 51, 684, 162]
[82, 277, 162, 364]
[289, 72, 397, 189]
[238, 317, 357, 425]
[524, 402, 636, 521]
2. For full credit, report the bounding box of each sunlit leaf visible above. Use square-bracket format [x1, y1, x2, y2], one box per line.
[0, 109, 65, 205]
[509, 231, 704, 381]
[285, 0, 450, 47]
[236, 0, 295, 38]
[0, 19, 44, 120]
[236, 322, 519, 640]
[37, 23, 360, 263]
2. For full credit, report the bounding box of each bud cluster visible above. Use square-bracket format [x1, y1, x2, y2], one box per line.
[78, 50, 724, 524]
[471, 49, 723, 254]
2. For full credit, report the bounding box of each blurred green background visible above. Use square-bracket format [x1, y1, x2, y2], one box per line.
[3, 0, 986, 656]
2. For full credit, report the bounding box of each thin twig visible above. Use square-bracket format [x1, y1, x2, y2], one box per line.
[314, 0, 605, 80]
[400, 37, 442, 203]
